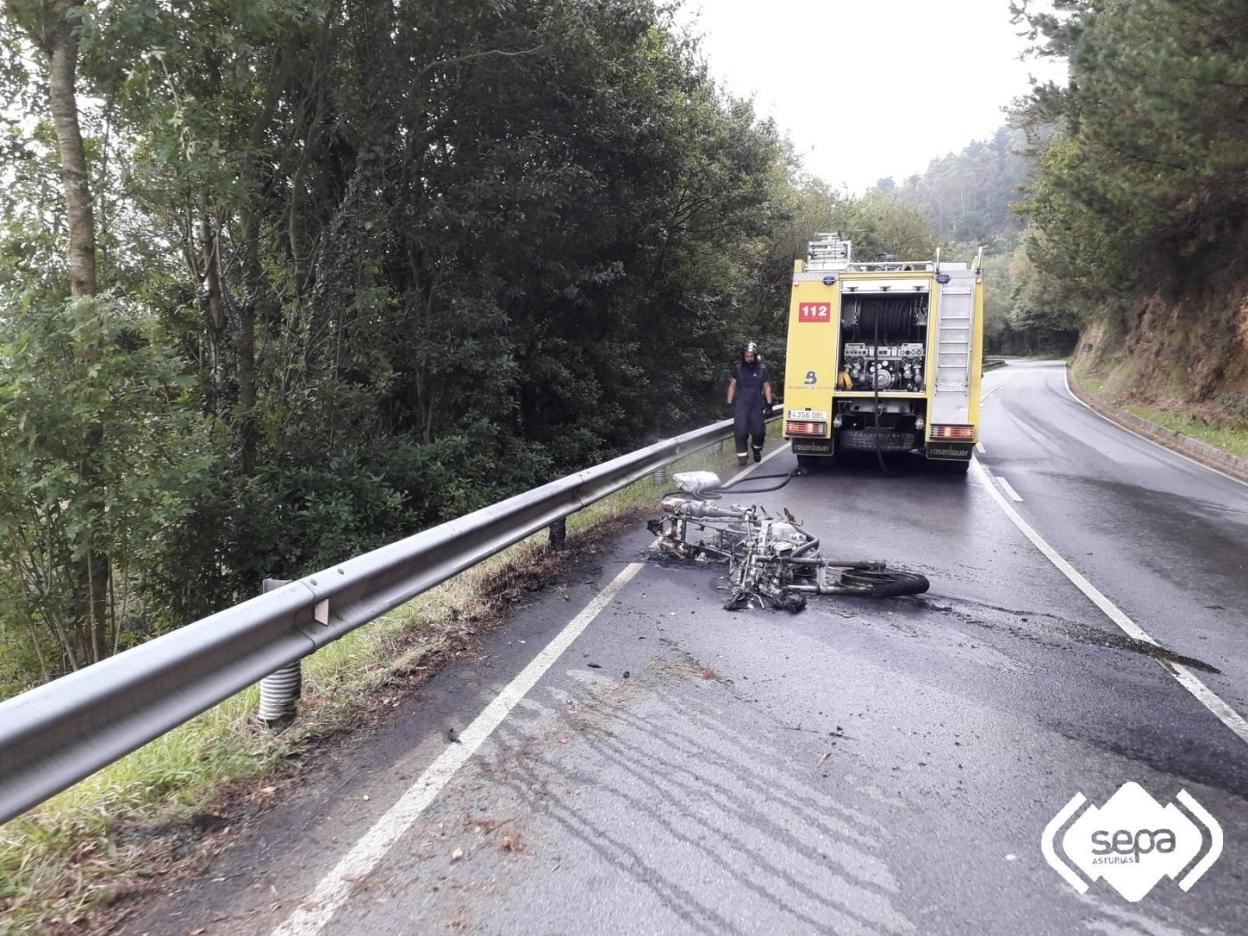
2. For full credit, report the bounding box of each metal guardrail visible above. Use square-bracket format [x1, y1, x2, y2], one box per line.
[0, 409, 778, 825]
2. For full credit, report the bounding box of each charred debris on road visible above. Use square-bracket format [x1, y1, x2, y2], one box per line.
[647, 470, 929, 612]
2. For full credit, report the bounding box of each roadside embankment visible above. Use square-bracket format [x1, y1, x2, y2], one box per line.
[1066, 365, 1248, 484]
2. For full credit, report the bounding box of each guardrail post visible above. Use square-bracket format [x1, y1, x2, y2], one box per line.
[548, 517, 567, 551]
[653, 464, 668, 485]
[257, 578, 301, 730]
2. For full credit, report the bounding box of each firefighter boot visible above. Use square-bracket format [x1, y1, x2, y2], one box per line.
[753, 446, 762, 463]
[737, 453, 748, 467]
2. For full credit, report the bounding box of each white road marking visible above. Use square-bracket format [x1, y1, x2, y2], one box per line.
[270, 561, 646, 936]
[1062, 367, 1248, 490]
[970, 459, 1248, 747]
[975, 442, 986, 455]
[995, 475, 1023, 502]
[981, 373, 1018, 401]
[724, 440, 791, 485]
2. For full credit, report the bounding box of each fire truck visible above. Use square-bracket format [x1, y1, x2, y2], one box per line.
[781, 233, 984, 474]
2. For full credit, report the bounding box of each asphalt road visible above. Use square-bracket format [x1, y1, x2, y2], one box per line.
[123, 361, 1248, 936]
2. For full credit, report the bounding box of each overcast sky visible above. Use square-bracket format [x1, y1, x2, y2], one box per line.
[676, 0, 1066, 192]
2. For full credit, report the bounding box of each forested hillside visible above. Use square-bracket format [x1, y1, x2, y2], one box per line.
[878, 0, 1248, 382]
[883, 127, 1029, 249]
[869, 124, 1078, 356]
[1012, 0, 1248, 417]
[0, 0, 944, 695]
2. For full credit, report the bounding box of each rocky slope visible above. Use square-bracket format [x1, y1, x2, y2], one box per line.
[1074, 281, 1248, 428]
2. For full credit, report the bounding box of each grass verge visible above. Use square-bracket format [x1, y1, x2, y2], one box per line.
[1071, 362, 1248, 459]
[1117, 404, 1248, 459]
[0, 432, 774, 935]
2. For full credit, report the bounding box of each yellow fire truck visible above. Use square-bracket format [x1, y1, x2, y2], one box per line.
[781, 233, 984, 474]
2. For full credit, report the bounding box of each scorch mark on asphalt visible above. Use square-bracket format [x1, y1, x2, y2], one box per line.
[970, 458, 1248, 747]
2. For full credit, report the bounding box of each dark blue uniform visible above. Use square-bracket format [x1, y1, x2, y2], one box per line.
[731, 360, 770, 460]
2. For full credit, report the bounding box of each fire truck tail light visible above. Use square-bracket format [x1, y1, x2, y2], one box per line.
[786, 420, 827, 436]
[931, 424, 974, 440]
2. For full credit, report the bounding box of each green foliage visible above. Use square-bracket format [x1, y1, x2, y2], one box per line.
[980, 251, 1014, 349]
[867, 123, 1076, 353]
[886, 127, 1034, 248]
[1016, 0, 1248, 294]
[0, 292, 213, 686]
[0, 0, 801, 693]
[1002, 241, 1083, 354]
[830, 193, 938, 262]
[763, 174, 940, 269]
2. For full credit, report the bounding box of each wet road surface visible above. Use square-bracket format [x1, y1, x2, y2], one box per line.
[124, 361, 1248, 935]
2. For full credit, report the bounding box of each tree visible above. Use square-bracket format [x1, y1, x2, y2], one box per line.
[3, 0, 113, 660]
[832, 194, 938, 261]
[0, 0, 800, 692]
[5, 1, 95, 296]
[1015, 0, 1248, 292]
[887, 127, 1032, 246]
[0, 295, 210, 681]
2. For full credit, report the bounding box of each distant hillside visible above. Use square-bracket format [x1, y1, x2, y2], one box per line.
[866, 127, 1080, 354]
[873, 127, 1032, 249]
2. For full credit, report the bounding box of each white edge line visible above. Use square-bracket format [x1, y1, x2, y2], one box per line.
[981, 373, 1017, 401]
[1063, 367, 1248, 490]
[970, 458, 1248, 747]
[271, 561, 646, 936]
[975, 442, 986, 455]
[995, 475, 1024, 502]
[723, 439, 791, 485]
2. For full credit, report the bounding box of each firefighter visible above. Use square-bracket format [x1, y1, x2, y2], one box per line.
[727, 341, 773, 466]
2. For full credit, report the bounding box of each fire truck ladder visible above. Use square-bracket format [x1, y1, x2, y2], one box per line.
[932, 268, 976, 424]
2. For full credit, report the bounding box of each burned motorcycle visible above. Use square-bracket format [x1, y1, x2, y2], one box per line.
[647, 471, 929, 612]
